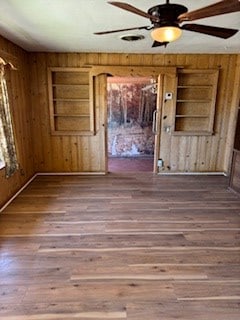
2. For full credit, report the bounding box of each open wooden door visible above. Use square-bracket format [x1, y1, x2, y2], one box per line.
[92, 73, 108, 173]
[153, 71, 177, 173]
[153, 74, 164, 173]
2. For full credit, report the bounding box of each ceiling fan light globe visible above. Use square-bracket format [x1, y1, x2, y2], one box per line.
[151, 26, 182, 42]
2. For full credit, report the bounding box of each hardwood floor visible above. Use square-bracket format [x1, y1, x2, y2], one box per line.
[108, 156, 154, 172]
[0, 173, 240, 319]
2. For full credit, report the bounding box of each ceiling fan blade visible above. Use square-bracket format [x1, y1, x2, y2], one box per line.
[108, 1, 159, 22]
[181, 23, 239, 39]
[178, 0, 240, 22]
[152, 41, 169, 48]
[94, 26, 149, 35]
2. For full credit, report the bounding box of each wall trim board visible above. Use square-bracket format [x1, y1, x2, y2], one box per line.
[37, 172, 106, 176]
[0, 170, 228, 213]
[90, 65, 177, 77]
[158, 172, 227, 176]
[0, 171, 106, 212]
[0, 174, 37, 213]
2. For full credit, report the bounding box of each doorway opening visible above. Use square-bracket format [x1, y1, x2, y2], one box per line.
[107, 76, 157, 172]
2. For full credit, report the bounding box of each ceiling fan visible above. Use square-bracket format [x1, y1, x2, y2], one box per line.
[94, 0, 240, 47]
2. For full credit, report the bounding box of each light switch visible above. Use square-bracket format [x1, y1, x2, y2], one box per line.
[164, 126, 171, 133]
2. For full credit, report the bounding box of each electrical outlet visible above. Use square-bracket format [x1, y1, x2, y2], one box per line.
[157, 159, 163, 167]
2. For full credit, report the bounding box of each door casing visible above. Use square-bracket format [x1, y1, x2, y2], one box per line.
[90, 66, 177, 174]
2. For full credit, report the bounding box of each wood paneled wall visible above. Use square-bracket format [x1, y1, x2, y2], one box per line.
[225, 55, 240, 174]
[29, 53, 239, 174]
[0, 37, 238, 207]
[0, 36, 35, 208]
[0, 47, 239, 206]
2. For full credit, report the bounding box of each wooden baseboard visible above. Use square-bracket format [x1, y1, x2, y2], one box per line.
[0, 174, 38, 213]
[157, 172, 226, 176]
[0, 171, 228, 212]
[0, 172, 106, 212]
[37, 172, 106, 176]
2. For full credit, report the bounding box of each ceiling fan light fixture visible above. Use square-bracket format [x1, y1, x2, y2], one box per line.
[151, 26, 182, 42]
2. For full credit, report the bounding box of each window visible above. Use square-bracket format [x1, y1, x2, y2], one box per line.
[0, 58, 18, 177]
[0, 145, 5, 169]
[0, 118, 6, 169]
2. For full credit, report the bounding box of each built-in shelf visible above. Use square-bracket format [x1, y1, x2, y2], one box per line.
[229, 104, 240, 193]
[48, 67, 95, 136]
[173, 69, 219, 135]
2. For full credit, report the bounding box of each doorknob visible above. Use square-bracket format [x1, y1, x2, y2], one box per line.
[152, 110, 157, 134]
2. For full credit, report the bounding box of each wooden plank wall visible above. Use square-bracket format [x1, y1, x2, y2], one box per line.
[29, 53, 239, 174]
[0, 36, 35, 208]
[0, 47, 239, 207]
[225, 55, 240, 174]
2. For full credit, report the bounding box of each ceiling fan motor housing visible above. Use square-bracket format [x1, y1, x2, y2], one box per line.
[148, 3, 188, 28]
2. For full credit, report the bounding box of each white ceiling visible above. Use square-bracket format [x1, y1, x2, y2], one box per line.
[0, 0, 239, 53]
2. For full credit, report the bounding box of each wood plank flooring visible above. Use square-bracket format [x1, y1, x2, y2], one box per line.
[108, 157, 154, 172]
[0, 173, 240, 319]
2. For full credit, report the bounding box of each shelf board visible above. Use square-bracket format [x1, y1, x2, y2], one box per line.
[176, 100, 211, 103]
[54, 114, 90, 118]
[53, 98, 89, 102]
[52, 84, 89, 87]
[51, 130, 95, 136]
[177, 85, 212, 89]
[175, 115, 209, 118]
[172, 131, 213, 136]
